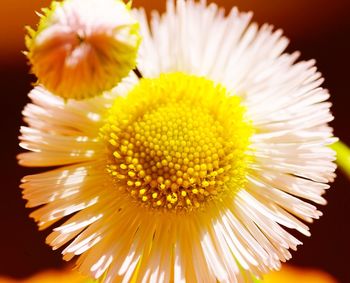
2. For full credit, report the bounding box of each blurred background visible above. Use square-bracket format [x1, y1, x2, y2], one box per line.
[0, 0, 349, 282]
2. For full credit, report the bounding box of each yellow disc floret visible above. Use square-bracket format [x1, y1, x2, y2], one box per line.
[101, 73, 252, 212]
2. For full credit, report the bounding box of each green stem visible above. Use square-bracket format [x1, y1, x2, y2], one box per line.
[331, 141, 350, 178]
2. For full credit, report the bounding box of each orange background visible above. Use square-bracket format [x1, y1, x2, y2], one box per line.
[0, 1, 349, 282]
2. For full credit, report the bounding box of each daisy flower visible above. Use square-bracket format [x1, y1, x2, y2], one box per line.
[25, 0, 141, 100]
[19, 0, 337, 282]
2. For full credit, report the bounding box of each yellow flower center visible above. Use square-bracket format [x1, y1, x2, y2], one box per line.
[101, 73, 252, 212]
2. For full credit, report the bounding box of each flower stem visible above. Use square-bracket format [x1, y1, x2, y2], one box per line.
[133, 67, 143, 79]
[331, 141, 350, 179]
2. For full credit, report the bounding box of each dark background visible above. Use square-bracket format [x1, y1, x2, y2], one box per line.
[0, 0, 349, 282]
